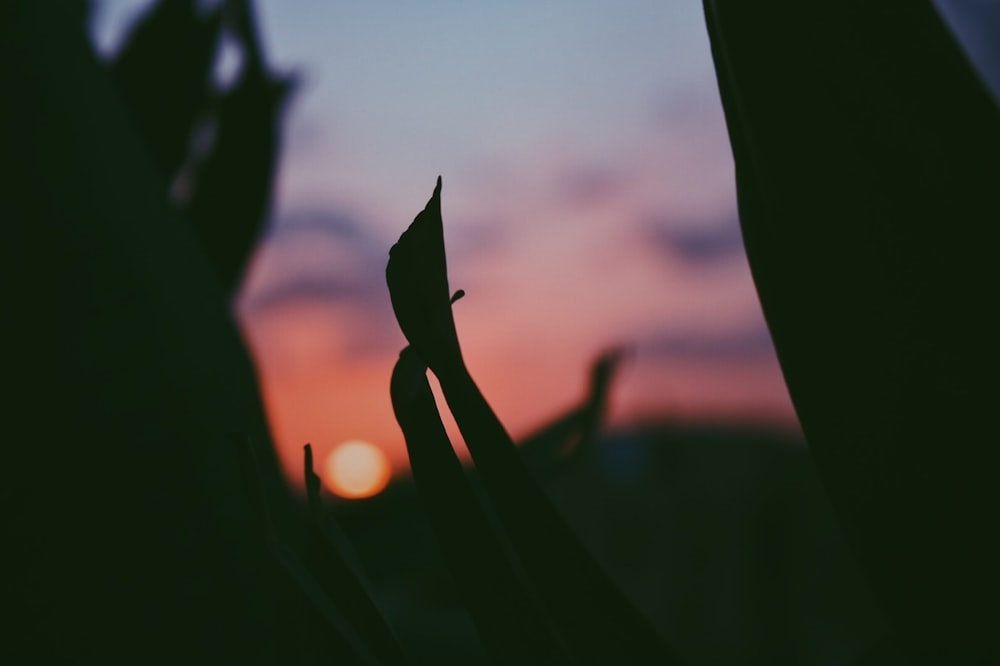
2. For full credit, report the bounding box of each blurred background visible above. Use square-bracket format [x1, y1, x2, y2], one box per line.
[91, 0, 799, 494]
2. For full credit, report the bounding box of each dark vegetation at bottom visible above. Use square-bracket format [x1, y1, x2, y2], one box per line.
[331, 424, 885, 666]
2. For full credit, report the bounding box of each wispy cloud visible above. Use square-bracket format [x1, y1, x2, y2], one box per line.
[243, 209, 386, 305]
[638, 322, 776, 363]
[239, 208, 401, 357]
[640, 211, 745, 266]
[556, 165, 625, 209]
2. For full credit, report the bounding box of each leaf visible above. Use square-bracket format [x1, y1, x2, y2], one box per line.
[391, 346, 571, 664]
[109, 0, 222, 179]
[302, 445, 412, 665]
[433, 348, 679, 664]
[234, 436, 378, 663]
[386, 177, 463, 373]
[518, 348, 625, 477]
[387, 180, 682, 664]
[704, 1, 1000, 662]
[184, 39, 295, 295]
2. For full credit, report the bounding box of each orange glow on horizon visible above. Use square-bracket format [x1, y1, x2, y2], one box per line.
[324, 440, 392, 499]
[238, 296, 799, 489]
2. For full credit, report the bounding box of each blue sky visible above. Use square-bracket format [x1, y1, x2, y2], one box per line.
[93, 1, 720, 221]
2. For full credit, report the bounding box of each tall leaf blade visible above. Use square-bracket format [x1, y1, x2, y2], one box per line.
[387, 181, 683, 664]
[302, 445, 412, 665]
[391, 346, 571, 664]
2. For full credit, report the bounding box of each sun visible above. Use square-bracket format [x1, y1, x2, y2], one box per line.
[323, 440, 391, 499]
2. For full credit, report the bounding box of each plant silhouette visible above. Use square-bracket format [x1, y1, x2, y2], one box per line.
[387, 179, 683, 664]
[2, 1, 328, 661]
[109, 0, 223, 181]
[517, 348, 624, 478]
[111, 0, 294, 296]
[301, 443, 410, 665]
[186, 0, 296, 295]
[1, 1, 393, 662]
[704, 1, 1000, 663]
[391, 346, 574, 664]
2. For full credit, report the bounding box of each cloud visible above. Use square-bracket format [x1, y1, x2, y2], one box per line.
[650, 81, 727, 129]
[444, 216, 513, 267]
[268, 208, 383, 246]
[639, 211, 745, 266]
[556, 165, 623, 208]
[255, 209, 386, 284]
[238, 208, 401, 355]
[639, 322, 776, 363]
[241, 275, 371, 312]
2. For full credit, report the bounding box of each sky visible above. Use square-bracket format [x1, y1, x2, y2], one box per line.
[90, 0, 1000, 489]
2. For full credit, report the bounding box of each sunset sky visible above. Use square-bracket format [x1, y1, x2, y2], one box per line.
[88, 0, 1000, 489]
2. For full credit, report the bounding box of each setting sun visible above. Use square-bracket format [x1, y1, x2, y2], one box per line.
[324, 440, 392, 499]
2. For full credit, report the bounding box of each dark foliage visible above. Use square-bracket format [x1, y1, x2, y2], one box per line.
[387, 180, 683, 664]
[2, 1, 325, 661]
[391, 347, 572, 663]
[109, 0, 223, 180]
[517, 349, 623, 478]
[111, 0, 295, 296]
[704, 1, 1000, 663]
[185, 0, 296, 294]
